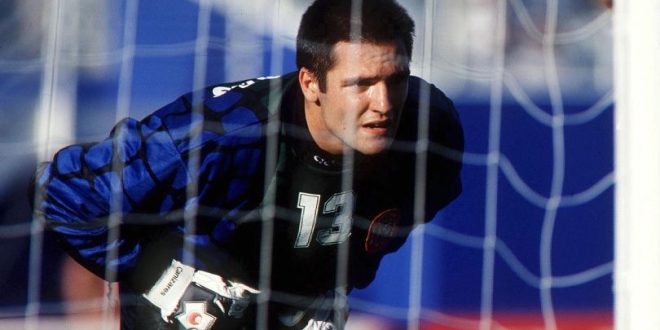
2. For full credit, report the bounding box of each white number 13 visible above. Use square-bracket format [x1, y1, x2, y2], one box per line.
[294, 191, 355, 248]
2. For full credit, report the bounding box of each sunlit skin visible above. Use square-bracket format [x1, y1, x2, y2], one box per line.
[299, 41, 410, 156]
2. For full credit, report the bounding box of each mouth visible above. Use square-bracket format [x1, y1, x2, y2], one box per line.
[362, 120, 391, 135]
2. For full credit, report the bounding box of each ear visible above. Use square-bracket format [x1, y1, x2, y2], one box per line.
[299, 68, 321, 103]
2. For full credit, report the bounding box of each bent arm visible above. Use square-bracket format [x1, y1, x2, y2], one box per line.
[33, 85, 271, 280]
[33, 109, 191, 279]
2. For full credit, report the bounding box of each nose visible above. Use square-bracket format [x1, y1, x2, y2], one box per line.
[369, 81, 393, 115]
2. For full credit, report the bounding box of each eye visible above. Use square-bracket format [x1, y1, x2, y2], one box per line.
[343, 78, 376, 93]
[387, 71, 410, 85]
[344, 78, 376, 87]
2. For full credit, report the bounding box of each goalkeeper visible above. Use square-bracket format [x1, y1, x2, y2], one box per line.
[32, 0, 463, 328]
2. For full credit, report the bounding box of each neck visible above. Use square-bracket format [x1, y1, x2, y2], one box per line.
[303, 99, 345, 155]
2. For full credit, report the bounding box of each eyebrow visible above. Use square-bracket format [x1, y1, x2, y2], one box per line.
[341, 68, 410, 86]
[341, 76, 378, 86]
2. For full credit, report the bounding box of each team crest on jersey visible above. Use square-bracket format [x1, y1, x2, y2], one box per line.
[364, 208, 400, 253]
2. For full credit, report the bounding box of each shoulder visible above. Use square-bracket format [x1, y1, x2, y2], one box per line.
[390, 76, 464, 218]
[205, 72, 299, 119]
[150, 73, 299, 143]
[406, 76, 455, 111]
[399, 76, 464, 150]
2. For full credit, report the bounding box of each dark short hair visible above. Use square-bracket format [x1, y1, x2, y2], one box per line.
[296, 0, 415, 91]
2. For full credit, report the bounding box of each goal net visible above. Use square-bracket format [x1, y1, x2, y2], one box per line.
[0, 0, 617, 329]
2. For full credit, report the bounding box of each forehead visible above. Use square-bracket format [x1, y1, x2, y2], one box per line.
[329, 41, 409, 73]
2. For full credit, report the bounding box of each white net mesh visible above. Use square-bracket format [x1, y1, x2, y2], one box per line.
[0, 0, 614, 329]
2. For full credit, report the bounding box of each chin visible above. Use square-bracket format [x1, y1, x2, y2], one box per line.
[354, 142, 391, 156]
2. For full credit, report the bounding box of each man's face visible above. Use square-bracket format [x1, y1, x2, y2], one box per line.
[303, 41, 410, 156]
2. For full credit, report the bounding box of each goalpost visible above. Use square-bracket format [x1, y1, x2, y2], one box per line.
[614, 0, 660, 329]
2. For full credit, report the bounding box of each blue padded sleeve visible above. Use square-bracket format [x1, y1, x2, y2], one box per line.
[34, 89, 267, 279]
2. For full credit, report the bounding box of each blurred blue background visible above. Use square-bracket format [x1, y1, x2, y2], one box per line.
[0, 0, 613, 328]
